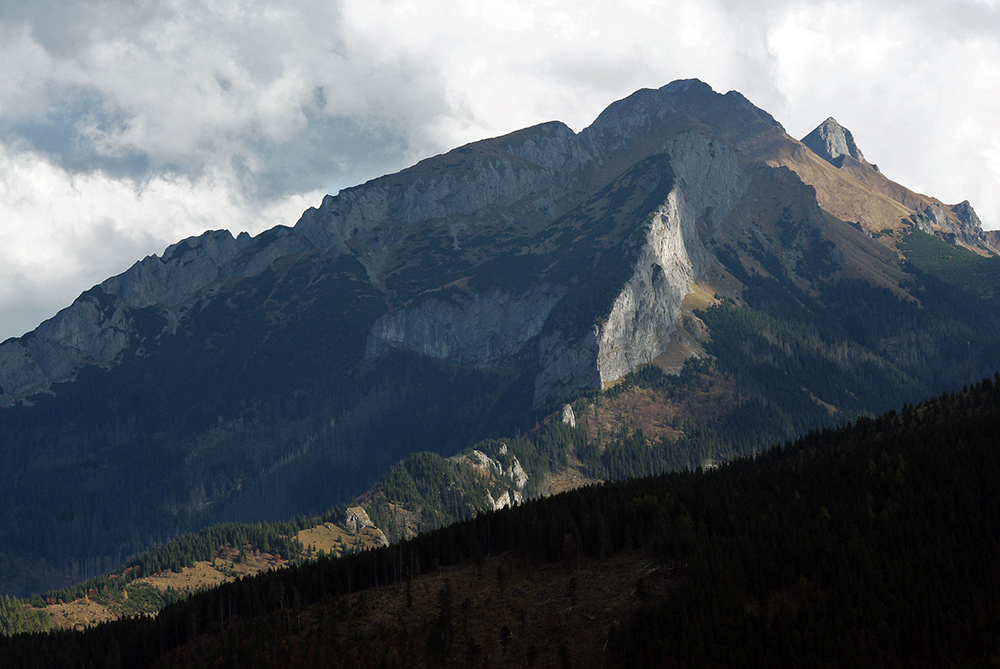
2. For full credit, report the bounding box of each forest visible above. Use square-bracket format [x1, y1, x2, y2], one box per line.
[3, 372, 1000, 666]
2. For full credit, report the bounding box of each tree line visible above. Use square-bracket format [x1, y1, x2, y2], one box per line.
[5, 372, 1000, 665]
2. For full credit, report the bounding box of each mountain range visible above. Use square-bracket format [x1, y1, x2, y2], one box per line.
[2, 78, 999, 597]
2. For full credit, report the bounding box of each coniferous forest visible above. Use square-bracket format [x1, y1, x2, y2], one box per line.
[3, 373, 1000, 666]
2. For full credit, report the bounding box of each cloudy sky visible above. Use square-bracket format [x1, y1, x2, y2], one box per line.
[1, 0, 998, 341]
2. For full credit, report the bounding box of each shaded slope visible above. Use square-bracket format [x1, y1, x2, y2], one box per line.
[5, 374, 1000, 666]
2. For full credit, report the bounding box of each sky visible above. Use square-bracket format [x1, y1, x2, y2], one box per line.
[1, 0, 999, 341]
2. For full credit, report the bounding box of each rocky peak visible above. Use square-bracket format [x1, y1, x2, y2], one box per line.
[912, 200, 996, 252]
[292, 120, 587, 261]
[583, 79, 784, 154]
[801, 117, 867, 167]
[952, 200, 984, 231]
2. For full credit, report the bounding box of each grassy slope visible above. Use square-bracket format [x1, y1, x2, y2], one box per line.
[6, 515, 388, 635]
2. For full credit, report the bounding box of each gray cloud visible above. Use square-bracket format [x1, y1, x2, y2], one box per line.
[2, 83, 150, 178]
[0, 0, 450, 202]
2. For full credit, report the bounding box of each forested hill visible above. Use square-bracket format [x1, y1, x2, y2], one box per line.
[4, 373, 1000, 667]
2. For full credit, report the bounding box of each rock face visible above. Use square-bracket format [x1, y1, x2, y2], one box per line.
[594, 133, 745, 386]
[365, 286, 564, 367]
[914, 200, 997, 251]
[459, 445, 528, 511]
[801, 117, 867, 167]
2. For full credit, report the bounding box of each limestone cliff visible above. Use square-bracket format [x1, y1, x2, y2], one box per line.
[460, 444, 529, 511]
[594, 133, 746, 386]
[365, 286, 564, 367]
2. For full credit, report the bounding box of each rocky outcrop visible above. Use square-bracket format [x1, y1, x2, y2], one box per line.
[460, 444, 528, 511]
[912, 201, 995, 251]
[801, 117, 867, 167]
[342, 506, 377, 532]
[561, 404, 576, 427]
[341, 507, 389, 546]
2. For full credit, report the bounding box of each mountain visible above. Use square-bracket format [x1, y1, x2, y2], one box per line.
[2, 78, 1000, 597]
[801, 116, 868, 166]
[5, 373, 1000, 667]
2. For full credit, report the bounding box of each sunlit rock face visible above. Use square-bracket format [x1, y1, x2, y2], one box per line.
[801, 117, 866, 166]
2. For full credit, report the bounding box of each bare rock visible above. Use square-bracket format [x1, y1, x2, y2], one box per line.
[342, 506, 376, 533]
[561, 404, 576, 428]
[801, 117, 867, 166]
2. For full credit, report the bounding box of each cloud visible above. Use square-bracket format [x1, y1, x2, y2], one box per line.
[0, 0, 450, 196]
[0, 142, 325, 340]
[1, 0, 999, 340]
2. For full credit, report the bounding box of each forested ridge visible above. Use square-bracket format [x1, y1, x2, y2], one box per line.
[3, 372, 1000, 666]
[0, 510, 357, 636]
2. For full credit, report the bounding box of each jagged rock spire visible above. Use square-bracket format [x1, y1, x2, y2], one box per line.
[801, 117, 866, 166]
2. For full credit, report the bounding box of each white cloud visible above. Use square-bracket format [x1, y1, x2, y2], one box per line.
[1, 0, 999, 341]
[0, 144, 323, 339]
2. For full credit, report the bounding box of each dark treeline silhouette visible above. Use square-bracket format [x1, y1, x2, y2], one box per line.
[4, 372, 1000, 666]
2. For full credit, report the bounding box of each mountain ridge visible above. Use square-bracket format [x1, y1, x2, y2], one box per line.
[2, 79, 992, 409]
[2, 78, 999, 597]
